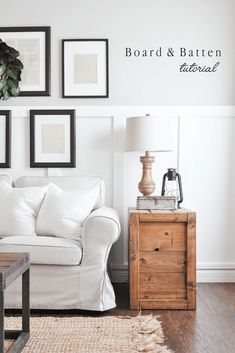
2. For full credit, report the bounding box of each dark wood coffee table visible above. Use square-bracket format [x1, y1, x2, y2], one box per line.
[0, 253, 30, 353]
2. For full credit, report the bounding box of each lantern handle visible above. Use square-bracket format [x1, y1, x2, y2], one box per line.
[176, 172, 184, 206]
[161, 173, 168, 196]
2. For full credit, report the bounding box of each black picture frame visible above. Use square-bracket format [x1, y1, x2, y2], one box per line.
[30, 109, 76, 168]
[62, 39, 109, 98]
[0, 110, 11, 168]
[0, 26, 51, 96]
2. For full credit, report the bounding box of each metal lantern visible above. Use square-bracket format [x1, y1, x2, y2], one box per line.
[161, 168, 183, 207]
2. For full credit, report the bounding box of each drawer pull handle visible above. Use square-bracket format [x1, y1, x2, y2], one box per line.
[154, 247, 160, 251]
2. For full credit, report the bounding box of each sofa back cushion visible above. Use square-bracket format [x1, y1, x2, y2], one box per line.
[15, 175, 105, 209]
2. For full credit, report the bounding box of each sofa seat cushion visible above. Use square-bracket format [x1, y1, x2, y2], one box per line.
[0, 236, 82, 266]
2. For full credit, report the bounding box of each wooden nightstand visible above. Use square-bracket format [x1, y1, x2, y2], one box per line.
[129, 208, 196, 309]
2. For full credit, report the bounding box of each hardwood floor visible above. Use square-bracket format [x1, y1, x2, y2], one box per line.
[112, 283, 235, 353]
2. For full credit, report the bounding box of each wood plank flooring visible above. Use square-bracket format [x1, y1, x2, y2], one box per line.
[112, 283, 235, 353]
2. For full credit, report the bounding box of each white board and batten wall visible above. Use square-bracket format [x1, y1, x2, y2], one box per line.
[1, 0, 235, 281]
[1, 106, 235, 283]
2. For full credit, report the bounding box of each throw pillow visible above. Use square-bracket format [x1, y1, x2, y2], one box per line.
[0, 181, 48, 237]
[36, 183, 98, 241]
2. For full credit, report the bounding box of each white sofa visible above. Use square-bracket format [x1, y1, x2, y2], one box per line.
[0, 175, 120, 311]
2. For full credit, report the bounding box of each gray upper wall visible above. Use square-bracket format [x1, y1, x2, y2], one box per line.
[0, 0, 235, 106]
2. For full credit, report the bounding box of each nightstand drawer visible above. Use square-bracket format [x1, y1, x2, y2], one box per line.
[139, 252, 186, 273]
[139, 222, 186, 251]
[139, 272, 187, 300]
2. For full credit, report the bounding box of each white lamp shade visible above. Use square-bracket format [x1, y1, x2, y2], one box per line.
[125, 116, 172, 152]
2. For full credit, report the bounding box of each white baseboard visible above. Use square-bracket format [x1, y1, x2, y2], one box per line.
[197, 263, 235, 282]
[111, 263, 235, 283]
[197, 269, 235, 282]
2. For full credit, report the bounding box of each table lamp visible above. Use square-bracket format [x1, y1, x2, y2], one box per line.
[125, 114, 171, 197]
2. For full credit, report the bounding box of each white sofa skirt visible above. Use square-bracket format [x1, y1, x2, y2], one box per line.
[5, 263, 116, 311]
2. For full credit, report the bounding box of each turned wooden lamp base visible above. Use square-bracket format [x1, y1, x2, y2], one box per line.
[138, 151, 156, 197]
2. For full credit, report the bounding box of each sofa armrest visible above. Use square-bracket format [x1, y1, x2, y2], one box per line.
[80, 206, 120, 266]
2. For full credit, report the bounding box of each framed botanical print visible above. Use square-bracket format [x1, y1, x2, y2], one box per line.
[62, 39, 109, 98]
[30, 110, 76, 168]
[0, 110, 11, 168]
[0, 26, 51, 96]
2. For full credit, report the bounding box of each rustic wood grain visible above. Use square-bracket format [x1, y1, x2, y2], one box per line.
[139, 212, 188, 222]
[140, 272, 186, 299]
[129, 213, 139, 309]
[129, 208, 196, 310]
[139, 289, 187, 299]
[139, 251, 186, 273]
[139, 299, 188, 309]
[187, 212, 196, 309]
[139, 222, 186, 251]
[0, 253, 29, 261]
[0, 253, 30, 353]
[0, 253, 30, 290]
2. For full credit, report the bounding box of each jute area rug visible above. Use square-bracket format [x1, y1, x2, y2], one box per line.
[5, 315, 173, 353]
